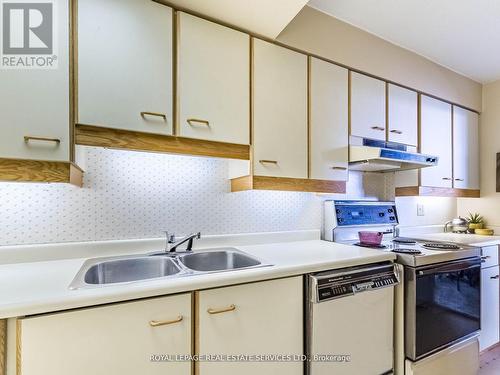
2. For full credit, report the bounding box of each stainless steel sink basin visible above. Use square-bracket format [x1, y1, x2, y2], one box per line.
[70, 256, 181, 289]
[178, 249, 262, 272]
[69, 248, 271, 289]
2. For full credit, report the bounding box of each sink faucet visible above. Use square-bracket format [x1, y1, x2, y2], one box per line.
[165, 232, 201, 253]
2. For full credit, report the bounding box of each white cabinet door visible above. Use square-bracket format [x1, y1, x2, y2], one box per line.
[453, 107, 479, 189]
[310, 58, 348, 181]
[350, 72, 386, 141]
[0, 0, 70, 161]
[178, 13, 249, 144]
[197, 277, 303, 375]
[420, 96, 453, 188]
[253, 39, 308, 179]
[78, 0, 173, 135]
[19, 294, 192, 375]
[388, 84, 418, 146]
[480, 266, 500, 351]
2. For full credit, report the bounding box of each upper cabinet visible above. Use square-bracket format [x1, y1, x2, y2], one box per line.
[420, 96, 453, 188]
[350, 72, 386, 141]
[453, 107, 479, 190]
[78, 0, 173, 135]
[0, 0, 70, 162]
[310, 57, 349, 181]
[387, 84, 418, 146]
[252, 39, 308, 179]
[177, 13, 250, 144]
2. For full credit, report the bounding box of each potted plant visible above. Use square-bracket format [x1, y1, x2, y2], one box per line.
[467, 212, 484, 233]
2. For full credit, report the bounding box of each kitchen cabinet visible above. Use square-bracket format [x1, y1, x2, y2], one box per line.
[178, 13, 250, 144]
[350, 72, 386, 141]
[420, 96, 453, 188]
[387, 84, 418, 146]
[78, 0, 173, 135]
[480, 245, 500, 351]
[0, 0, 70, 162]
[196, 277, 303, 375]
[453, 107, 479, 190]
[252, 39, 308, 179]
[17, 294, 192, 375]
[309, 57, 349, 181]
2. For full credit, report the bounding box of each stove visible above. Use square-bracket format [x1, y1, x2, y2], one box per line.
[323, 200, 480, 266]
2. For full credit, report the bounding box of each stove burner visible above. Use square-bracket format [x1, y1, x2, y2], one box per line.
[422, 243, 460, 250]
[392, 248, 422, 255]
[354, 242, 387, 249]
[392, 237, 417, 244]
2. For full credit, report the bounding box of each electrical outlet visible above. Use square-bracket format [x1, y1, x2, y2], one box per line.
[417, 204, 425, 216]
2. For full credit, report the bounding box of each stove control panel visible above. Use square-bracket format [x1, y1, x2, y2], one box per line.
[334, 203, 398, 226]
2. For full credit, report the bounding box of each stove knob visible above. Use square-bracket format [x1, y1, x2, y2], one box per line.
[379, 212, 385, 217]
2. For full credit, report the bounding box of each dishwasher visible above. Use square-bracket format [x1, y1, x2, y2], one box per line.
[306, 261, 400, 375]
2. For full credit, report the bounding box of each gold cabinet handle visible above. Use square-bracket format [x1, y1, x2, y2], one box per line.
[371, 126, 385, 131]
[331, 166, 347, 170]
[149, 315, 183, 327]
[259, 160, 278, 165]
[24, 136, 61, 144]
[207, 304, 236, 315]
[140, 111, 167, 121]
[187, 118, 210, 127]
[442, 177, 453, 181]
[390, 129, 403, 134]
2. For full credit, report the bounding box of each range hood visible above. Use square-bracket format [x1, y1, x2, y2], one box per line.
[349, 139, 438, 172]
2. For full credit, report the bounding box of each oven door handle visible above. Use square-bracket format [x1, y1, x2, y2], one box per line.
[417, 262, 481, 276]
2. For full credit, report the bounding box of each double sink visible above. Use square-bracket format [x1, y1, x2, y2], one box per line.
[70, 248, 271, 289]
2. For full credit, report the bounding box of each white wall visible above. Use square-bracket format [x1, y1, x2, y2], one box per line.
[458, 79, 500, 227]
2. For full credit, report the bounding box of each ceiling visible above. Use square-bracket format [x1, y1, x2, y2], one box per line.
[308, 0, 500, 83]
[165, 0, 308, 39]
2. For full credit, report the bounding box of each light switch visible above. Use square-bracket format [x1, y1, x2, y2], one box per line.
[417, 204, 425, 216]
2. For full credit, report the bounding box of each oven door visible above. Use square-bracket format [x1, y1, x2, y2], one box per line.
[405, 257, 481, 360]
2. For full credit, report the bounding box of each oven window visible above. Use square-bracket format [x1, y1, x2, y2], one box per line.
[415, 265, 480, 358]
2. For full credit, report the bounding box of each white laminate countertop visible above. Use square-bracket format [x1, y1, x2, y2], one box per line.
[0, 231, 396, 319]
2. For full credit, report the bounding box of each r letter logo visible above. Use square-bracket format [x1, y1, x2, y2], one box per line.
[1, 0, 58, 69]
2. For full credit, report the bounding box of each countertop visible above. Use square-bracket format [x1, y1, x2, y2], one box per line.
[0, 232, 396, 319]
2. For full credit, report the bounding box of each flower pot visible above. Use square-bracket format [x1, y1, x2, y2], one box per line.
[468, 223, 484, 233]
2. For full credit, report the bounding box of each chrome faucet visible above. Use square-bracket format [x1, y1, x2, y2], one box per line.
[165, 232, 201, 253]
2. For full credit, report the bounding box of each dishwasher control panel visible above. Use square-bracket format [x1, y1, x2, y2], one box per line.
[311, 262, 399, 302]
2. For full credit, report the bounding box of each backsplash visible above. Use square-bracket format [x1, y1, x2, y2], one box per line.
[0, 147, 389, 246]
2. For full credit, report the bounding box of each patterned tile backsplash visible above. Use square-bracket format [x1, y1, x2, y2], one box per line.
[0, 147, 390, 246]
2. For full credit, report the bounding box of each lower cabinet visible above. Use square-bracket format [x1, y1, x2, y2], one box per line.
[480, 256, 500, 351]
[17, 294, 192, 375]
[196, 277, 303, 375]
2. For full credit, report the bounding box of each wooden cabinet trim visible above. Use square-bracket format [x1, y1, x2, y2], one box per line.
[0, 159, 83, 186]
[231, 175, 346, 193]
[395, 186, 480, 198]
[0, 320, 5, 375]
[75, 124, 250, 160]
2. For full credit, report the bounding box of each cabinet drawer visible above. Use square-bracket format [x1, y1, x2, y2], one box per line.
[481, 246, 499, 268]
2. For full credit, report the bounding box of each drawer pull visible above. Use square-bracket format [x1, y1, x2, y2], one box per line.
[140, 111, 167, 120]
[24, 136, 61, 144]
[371, 126, 385, 131]
[207, 304, 236, 315]
[259, 160, 278, 165]
[491, 275, 500, 280]
[149, 315, 183, 327]
[454, 178, 464, 181]
[331, 166, 347, 170]
[390, 129, 403, 134]
[481, 255, 491, 263]
[187, 118, 210, 127]
[442, 177, 453, 181]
